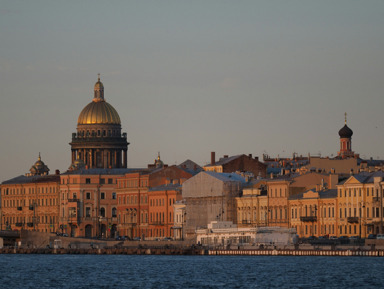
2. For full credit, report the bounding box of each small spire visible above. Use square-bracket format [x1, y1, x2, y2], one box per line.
[97, 73, 100, 82]
[345, 112, 347, 125]
[158, 152, 161, 160]
[38, 152, 41, 161]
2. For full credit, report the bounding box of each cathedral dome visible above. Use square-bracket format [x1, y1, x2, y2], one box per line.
[77, 75, 121, 125]
[77, 101, 121, 125]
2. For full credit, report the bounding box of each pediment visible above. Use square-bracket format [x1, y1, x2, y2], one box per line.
[343, 176, 362, 185]
[303, 190, 319, 199]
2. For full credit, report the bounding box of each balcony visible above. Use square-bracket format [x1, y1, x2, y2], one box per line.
[373, 197, 380, 202]
[242, 220, 251, 224]
[17, 206, 22, 211]
[67, 217, 78, 224]
[15, 223, 23, 227]
[300, 216, 317, 222]
[27, 222, 34, 227]
[347, 217, 359, 223]
[68, 198, 79, 203]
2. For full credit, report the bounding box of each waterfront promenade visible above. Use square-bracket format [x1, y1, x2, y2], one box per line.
[1, 246, 384, 257]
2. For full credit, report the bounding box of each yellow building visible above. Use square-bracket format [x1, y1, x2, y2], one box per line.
[235, 180, 268, 227]
[289, 189, 337, 238]
[266, 172, 338, 228]
[1, 155, 60, 233]
[337, 171, 384, 237]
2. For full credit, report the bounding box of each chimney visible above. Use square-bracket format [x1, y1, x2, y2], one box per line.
[248, 154, 252, 159]
[224, 155, 228, 158]
[211, 152, 215, 165]
[55, 170, 60, 175]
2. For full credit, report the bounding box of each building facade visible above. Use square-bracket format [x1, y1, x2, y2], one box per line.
[235, 180, 268, 228]
[336, 171, 384, 237]
[204, 152, 267, 178]
[116, 165, 194, 239]
[1, 155, 60, 233]
[182, 171, 246, 239]
[59, 169, 131, 238]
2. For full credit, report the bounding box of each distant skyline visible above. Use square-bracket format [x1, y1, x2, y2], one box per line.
[1, 1, 384, 181]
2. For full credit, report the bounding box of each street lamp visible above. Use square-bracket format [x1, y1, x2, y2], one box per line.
[98, 215, 103, 238]
[309, 205, 317, 237]
[360, 202, 365, 239]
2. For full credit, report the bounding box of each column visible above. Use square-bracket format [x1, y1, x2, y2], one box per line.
[123, 149, 127, 168]
[89, 149, 93, 169]
[103, 150, 108, 169]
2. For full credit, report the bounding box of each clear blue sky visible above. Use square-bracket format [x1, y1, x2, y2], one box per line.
[1, 0, 384, 181]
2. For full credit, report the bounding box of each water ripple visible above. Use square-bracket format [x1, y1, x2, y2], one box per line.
[0, 255, 383, 288]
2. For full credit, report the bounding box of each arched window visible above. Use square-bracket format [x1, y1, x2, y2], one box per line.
[100, 207, 106, 217]
[112, 207, 117, 217]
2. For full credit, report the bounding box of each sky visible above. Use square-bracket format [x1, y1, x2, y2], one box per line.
[1, 0, 384, 181]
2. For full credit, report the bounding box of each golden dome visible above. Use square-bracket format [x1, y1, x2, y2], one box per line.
[77, 74, 121, 125]
[77, 101, 121, 125]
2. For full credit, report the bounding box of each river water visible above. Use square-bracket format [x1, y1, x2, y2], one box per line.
[0, 255, 383, 288]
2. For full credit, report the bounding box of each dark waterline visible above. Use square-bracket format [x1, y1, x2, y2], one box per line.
[0, 255, 383, 288]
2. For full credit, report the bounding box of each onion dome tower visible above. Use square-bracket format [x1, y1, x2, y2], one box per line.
[29, 153, 50, 176]
[337, 113, 354, 159]
[69, 75, 129, 169]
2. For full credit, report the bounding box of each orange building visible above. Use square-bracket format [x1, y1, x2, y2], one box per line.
[1, 155, 60, 233]
[117, 165, 195, 239]
[60, 169, 133, 238]
[116, 171, 149, 239]
[148, 184, 181, 239]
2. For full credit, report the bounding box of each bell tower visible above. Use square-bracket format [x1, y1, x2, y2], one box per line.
[338, 113, 354, 159]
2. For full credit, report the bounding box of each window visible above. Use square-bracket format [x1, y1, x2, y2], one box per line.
[86, 178, 91, 184]
[86, 192, 91, 199]
[101, 192, 105, 200]
[108, 178, 113, 184]
[112, 207, 117, 218]
[100, 207, 105, 217]
[100, 178, 105, 184]
[86, 207, 91, 217]
[112, 192, 116, 200]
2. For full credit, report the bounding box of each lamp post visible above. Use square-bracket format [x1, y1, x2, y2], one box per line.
[311, 205, 317, 237]
[360, 201, 365, 239]
[98, 215, 103, 238]
[125, 208, 136, 239]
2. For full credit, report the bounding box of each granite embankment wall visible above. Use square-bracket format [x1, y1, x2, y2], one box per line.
[2, 247, 384, 256]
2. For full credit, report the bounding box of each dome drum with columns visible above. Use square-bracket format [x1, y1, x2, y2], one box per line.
[69, 75, 129, 169]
